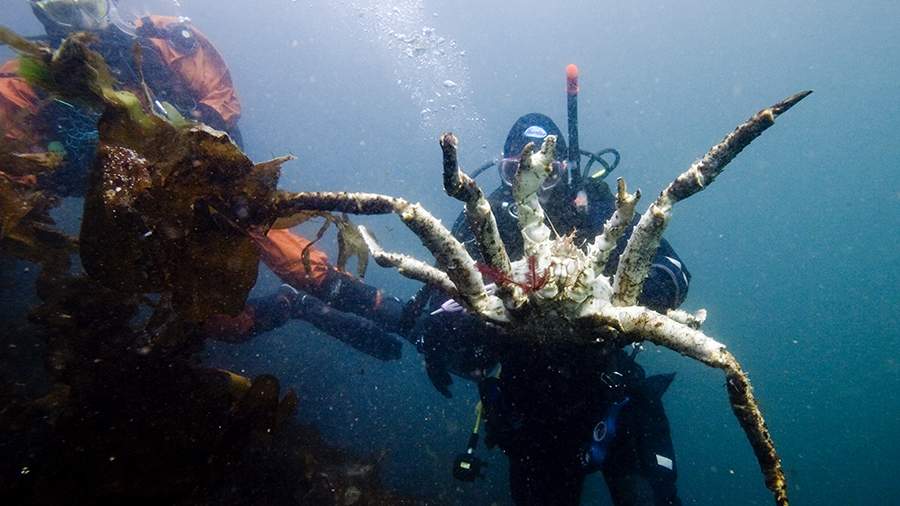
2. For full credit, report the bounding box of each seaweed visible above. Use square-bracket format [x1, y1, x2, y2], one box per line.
[0, 29, 287, 327]
[275, 211, 370, 278]
[0, 142, 74, 287]
[0, 28, 426, 505]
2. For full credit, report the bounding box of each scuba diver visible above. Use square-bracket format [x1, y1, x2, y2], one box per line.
[3, 0, 244, 196]
[1, 0, 407, 361]
[3, 0, 243, 193]
[411, 66, 690, 505]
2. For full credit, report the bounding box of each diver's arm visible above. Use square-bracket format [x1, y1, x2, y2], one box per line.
[0, 59, 42, 145]
[289, 288, 402, 361]
[252, 228, 411, 334]
[313, 268, 411, 335]
[203, 284, 402, 360]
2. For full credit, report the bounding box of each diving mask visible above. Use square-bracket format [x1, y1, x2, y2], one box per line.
[498, 155, 566, 191]
[32, 0, 112, 31]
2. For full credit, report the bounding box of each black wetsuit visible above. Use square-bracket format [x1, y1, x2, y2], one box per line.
[418, 179, 690, 505]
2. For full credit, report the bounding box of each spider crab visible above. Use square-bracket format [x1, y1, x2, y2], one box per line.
[274, 91, 811, 505]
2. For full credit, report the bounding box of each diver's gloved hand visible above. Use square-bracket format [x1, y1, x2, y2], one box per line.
[371, 293, 405, 332]
[251, 284, 301, 332]
[288, 286, 402, 361]
[417, 316, 454, 397]
[430, 284, 497, 316]
[372, 295, 423, 340]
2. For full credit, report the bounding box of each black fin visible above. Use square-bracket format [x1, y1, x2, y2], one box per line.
[641, 373, 676, 399]
[426, 360, 453, 398]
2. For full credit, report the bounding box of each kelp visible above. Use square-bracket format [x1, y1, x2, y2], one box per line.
[275, 211, 371, 278]
[79, 130, 286, 324]
[12, 271, 430, 504]
[0, 28, 114, 111]
[0, 138, 63, 237]
[1, 29, 287, 327]
[0, 150, 63, 178]
[337, 214, 369, 278]
[2, 30, 370, 327]
[0, 142, 74, 284]
[12, 263, 314, 503]
[0, 29, 423, 505]
[10, 273, 310, 503]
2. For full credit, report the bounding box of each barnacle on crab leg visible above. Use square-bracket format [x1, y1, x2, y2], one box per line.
[612, 90, 813, 307]
[593, 305, 788, 506]
[666, 307, 707, 329]
[273, 191, 507, 321]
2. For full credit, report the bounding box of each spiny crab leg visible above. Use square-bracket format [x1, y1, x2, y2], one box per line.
[440, 132, 511, 275]
[587, 177, 641, 270]
[274, 191, 507, 321]
[592, 305, 788, 506]
[612, 90, 813, 306]
[440, 133, 526, 308]
[512, 136, 557, 263]
[357, 225, 459, 299]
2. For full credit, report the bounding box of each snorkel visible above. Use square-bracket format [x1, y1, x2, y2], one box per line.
[566, 63, 590, 213]
[564, 64, 623, 214]
[566, 64, 581, 184]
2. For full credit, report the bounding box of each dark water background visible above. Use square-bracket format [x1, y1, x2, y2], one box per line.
[2, 1, 898, 504]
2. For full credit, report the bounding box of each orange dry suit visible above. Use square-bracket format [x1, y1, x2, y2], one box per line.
[132, 16, 241, 133]
[1, 16, 239, 136]
[0, 59, 42, 146]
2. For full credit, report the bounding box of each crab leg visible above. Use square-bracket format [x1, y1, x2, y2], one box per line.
[357, 225, 459, 299]
[274, 191, 507, 321]
[440, 133, 511, 275]
[587, 177, 640, 271]
[666, 307, 707, 329]
[440, 133, 525, 307]
[612, 90, 812, 306]
[512, 136, 558, 263]
[594, 306, 788, 506]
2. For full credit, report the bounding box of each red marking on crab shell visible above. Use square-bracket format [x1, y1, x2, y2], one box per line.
[527, 255, 551, 292]
[476, 256, 552, 294]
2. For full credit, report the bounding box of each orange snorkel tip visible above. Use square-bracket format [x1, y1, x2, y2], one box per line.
[566, 63, 579, 96]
